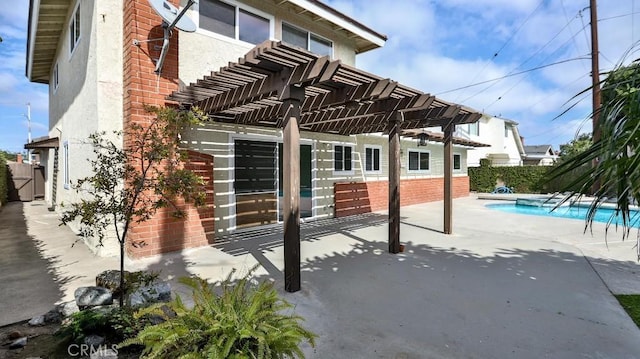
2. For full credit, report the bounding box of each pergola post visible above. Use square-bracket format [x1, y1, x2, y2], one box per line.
[443, 122, 454, 234]
[389, 111, 402, 253]
[282, 86, 304, 292]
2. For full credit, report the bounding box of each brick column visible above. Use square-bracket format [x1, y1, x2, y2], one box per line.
[123, 1, 213, 257]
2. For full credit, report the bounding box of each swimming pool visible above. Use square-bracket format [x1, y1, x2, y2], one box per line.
[487, 202, 640, 228]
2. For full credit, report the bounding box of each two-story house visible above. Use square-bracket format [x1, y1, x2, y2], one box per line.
[456, 114, 525, 167]
[26, 0, 483, 264]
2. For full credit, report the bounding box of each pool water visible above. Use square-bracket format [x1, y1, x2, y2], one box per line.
[487, 202, 640, 228]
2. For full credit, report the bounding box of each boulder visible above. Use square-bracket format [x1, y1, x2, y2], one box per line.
[96, 270, 130, 296]
[8, 337, 27, 349]
[58, 300, 80, 317]
[7, 331, 23, 340]
[90, 348, 118, 359]
[84, 334, 105, 348]
[75, 287, 113, 308]
[129, 281, 171, 307]
[44, 308, 62, 324]
[28, 315, 45, 326]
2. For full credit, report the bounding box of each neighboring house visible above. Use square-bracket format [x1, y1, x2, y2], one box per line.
[522, 145, 558, 166]
[26, 0, 482, 259]
[455, 114, 525, 167]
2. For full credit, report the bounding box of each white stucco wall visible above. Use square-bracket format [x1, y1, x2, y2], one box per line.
[46, 0, 123, 256]
[178, 0, 357, 85]
[462, 116, 523, 167]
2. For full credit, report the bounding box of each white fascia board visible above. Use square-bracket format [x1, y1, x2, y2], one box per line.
[27, 0, 41, 81]
[285, 0, 386, 48]
[510, 125, 525, 155]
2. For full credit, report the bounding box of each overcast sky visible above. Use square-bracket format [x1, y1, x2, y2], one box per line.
[1, 0, 639, 153]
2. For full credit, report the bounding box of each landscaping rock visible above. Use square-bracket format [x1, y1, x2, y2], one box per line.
[7, 331, 23, 340]
[8, 337, 27, 349]
[90, 348, 118, 359]
[28, 315, 45, 326]
[91, 304, 118, 315]
[75, 286, 113, 308]
[84, 334, 106, 348]
[58, 300, 80, 317]
[96, 270, 130, 296]
[44, 309, 62, 324]
[129, 281, 171, 307]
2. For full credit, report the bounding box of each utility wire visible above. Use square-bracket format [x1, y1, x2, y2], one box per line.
[599, 11, 640, 22]
[561, 0, 589, 73]
[436, 56, 591, 96]
[483, 24, 591, 112]
[453, 0, 545, 102]
[461, 15, 585, 105]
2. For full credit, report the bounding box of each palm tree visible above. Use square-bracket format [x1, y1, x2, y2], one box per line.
[547, 58, 640, 257]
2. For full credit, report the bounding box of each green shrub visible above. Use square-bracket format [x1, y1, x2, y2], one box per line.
[121, 268, 316, 358]
[0, 154, 7, 206]
[469, 165, 550, 193]
[57, 306, 151, 345]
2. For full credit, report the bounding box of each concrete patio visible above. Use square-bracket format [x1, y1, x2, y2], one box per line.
[3, 195, 640, 358]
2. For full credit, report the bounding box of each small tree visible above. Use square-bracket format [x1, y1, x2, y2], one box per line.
[61, 105, 206, 306]
[558, 133, 592, 161]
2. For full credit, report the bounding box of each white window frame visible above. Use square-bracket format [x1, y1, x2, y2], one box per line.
[196, 0, 274, 46]
[52, 62, 59, 93]
[282, 22, 334, 58]
[468, 121, 479, 136]
[407, 149, 430, 173]
[333, 144, 354, 175]
[364, 145, 382, 174]
[63, 141, 70, 189]
[453, 153, 462, 172]
[68, 1, 81, 58]
[504, 123, 509, 138]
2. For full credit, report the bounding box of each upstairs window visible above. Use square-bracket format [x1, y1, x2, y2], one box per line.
[69, 1, 81, 56]
[408, 150, 430, 172]
[504, 123, 509, 137]
[334, 145, 353, 173]
[199, 0, 271, 45]
[53, 63, 59, 92]
[453, 154, 462, 171]
[364, 146, 381, 173]
[63, 141, 70, 189]
[282, 23, 333, 57]
[469, 121, 479, 136]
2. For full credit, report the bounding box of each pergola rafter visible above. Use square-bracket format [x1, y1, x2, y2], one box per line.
[168, 41, 483, 292]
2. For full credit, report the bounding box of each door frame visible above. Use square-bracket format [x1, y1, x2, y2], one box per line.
[228, 133, 316, 231]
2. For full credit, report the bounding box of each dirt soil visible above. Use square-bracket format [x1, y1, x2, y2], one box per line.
[0, 321, 66, 359]
[0, 322, 141, 359]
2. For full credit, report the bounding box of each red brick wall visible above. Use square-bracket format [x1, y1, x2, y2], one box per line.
[334, 177, 470, 218]
[123, 1, 213, 257]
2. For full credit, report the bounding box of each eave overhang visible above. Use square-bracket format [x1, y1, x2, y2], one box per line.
[26, 0, 71, 84]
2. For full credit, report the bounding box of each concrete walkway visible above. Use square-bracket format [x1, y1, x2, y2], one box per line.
[0, 201, 119, 326]
[3, 196, 640, 358]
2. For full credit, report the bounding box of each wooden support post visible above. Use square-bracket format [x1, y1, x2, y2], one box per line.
[389, 112, 402, 253]
[443, 123, 453, 234]
[282, 86, 304, 292]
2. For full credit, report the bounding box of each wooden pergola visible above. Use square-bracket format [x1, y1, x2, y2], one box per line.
[169, 41, 482, 292]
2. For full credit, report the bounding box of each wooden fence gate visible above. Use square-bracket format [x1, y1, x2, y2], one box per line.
[7, 163, 44, 202]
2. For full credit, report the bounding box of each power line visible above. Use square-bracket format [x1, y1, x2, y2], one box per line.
[461, 15, 586, 105]
[436, 56, 591, 96]
[453, 0, 545, 102]
[598, 10, 640, 22]
[483, 24, 591, 112]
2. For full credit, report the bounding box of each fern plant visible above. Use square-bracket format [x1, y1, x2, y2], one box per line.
[120, 268, 316, 358]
